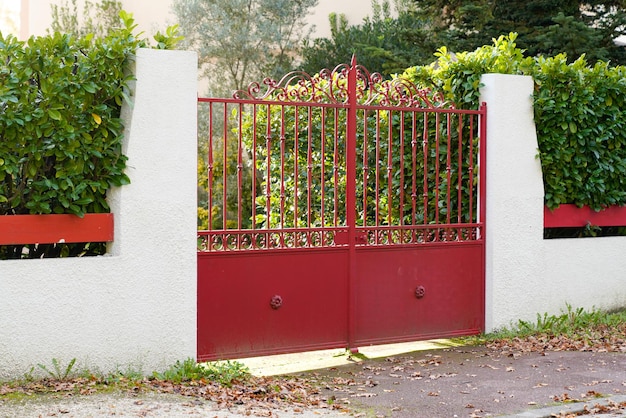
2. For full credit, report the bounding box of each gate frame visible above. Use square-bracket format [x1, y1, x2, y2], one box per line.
[197, 57, 487, 361]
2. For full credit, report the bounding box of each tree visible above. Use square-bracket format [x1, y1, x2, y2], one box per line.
[172, 0, 319, 96]
[49, 0, 123, 38]
[301, 0, 626, 74]
[174, 0, 319, 229]
[411, 0, 626, 65]
[300, 0, 439, 76]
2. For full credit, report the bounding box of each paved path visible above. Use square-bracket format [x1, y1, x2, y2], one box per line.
[294, 345, 626, 417]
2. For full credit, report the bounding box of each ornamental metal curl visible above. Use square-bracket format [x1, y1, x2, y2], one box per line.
[355, 64, 450, 108]
[233, 64, 352, 104]
[233, 61, 453, 108]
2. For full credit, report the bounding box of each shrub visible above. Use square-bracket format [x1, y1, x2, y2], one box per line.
[402, 33, 626, 211]
[0, 12, 182, 258]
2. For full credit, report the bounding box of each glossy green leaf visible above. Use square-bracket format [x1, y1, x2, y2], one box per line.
[48, 109, 62, 121]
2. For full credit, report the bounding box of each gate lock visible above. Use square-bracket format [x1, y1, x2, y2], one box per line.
[415, 286, 426, 299]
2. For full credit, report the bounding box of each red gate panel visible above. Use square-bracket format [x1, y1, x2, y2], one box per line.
[353, 244, 484, 346]
[197, 249, 349, 361]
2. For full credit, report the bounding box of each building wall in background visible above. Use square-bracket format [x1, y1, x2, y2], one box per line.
[19, 0, 375, 40]
[0, 0, 20, 36]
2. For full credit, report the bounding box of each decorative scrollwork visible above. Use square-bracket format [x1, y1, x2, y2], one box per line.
[357, 65, 450, 108]
[198, 225, 482, 252]
[353, 225, 482, 247]
[233, 65, 351, 104]
[232, 61, 453, 109]
[198, 228, 351, 252]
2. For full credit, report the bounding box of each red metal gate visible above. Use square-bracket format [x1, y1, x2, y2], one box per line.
[197, 58, 486, 361]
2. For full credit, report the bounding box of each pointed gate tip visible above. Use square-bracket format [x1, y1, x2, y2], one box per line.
[350, 54, 357, 67]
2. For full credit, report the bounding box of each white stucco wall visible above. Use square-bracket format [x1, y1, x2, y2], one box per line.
[0, 48, 198, 380]
[481, 74, 626, 331]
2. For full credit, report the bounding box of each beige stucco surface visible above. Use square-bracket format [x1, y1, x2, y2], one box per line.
[19, 0, 374, 40]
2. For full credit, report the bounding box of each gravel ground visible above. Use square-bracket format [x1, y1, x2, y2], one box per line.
[0, 391, 345, 418]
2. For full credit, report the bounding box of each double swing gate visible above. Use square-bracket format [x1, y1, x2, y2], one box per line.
[197, 59, 486, 361]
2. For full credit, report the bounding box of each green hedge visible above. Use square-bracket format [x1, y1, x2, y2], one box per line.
[0, 13, 181, 258]
[0, 20, 141, 218]
[402, 33, 626, 211]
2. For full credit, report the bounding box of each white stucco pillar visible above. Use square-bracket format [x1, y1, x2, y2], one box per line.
[479, 74, 545, 331]
[108, 48, 199, 368]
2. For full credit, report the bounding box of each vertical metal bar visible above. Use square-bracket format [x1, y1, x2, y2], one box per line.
[479, 102, 487, 332]
[375, 110, 381, 242]
[307, 106, 314, 228]
[434, 112, 441, 239]
[468, 115, 475, 224]
[294, 106, 299, 229]
[422, 113, 429, 227]
[265, 104, 272, 228]
[252, 105, 258, 231]
[386, 110, 393, 241]
[207, 101, 214, 231]
[410, 111, 418, 239]
[222, 102, 228, 230]
[320, 108, 326, 227]
[346, 56, 358, 351]
[457, 113, 464, 225]
[479, 103, 487, 238]
[446, 113, 452, 228]
[333, 108, 339, 227]
[237, 103, 244, 233]
[399, 111, 405, 242]
[362, 110, 369, 228]
[280, 106, 286, 236]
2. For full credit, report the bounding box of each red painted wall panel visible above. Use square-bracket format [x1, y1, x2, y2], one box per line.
[0, 214, 114, 245]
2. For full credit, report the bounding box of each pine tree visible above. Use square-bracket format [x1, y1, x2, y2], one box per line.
[413, 0, 626, 64]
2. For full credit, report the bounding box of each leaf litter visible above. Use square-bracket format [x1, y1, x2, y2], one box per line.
[0, 375, 341, 417]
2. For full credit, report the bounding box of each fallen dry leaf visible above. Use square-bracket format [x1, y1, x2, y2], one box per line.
[351, 393, 377, 398]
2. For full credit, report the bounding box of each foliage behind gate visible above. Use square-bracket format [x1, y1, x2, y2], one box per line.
[402, 33, 626, 212]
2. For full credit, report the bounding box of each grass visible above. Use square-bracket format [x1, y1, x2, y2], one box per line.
[457, 304, 626, 346]
[0, 357, 252, 402]
[152, 358, 250, 386]
[500, 304, 626, 337]
[0, 358, 321, 414]
[36, 358, 77, 380]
